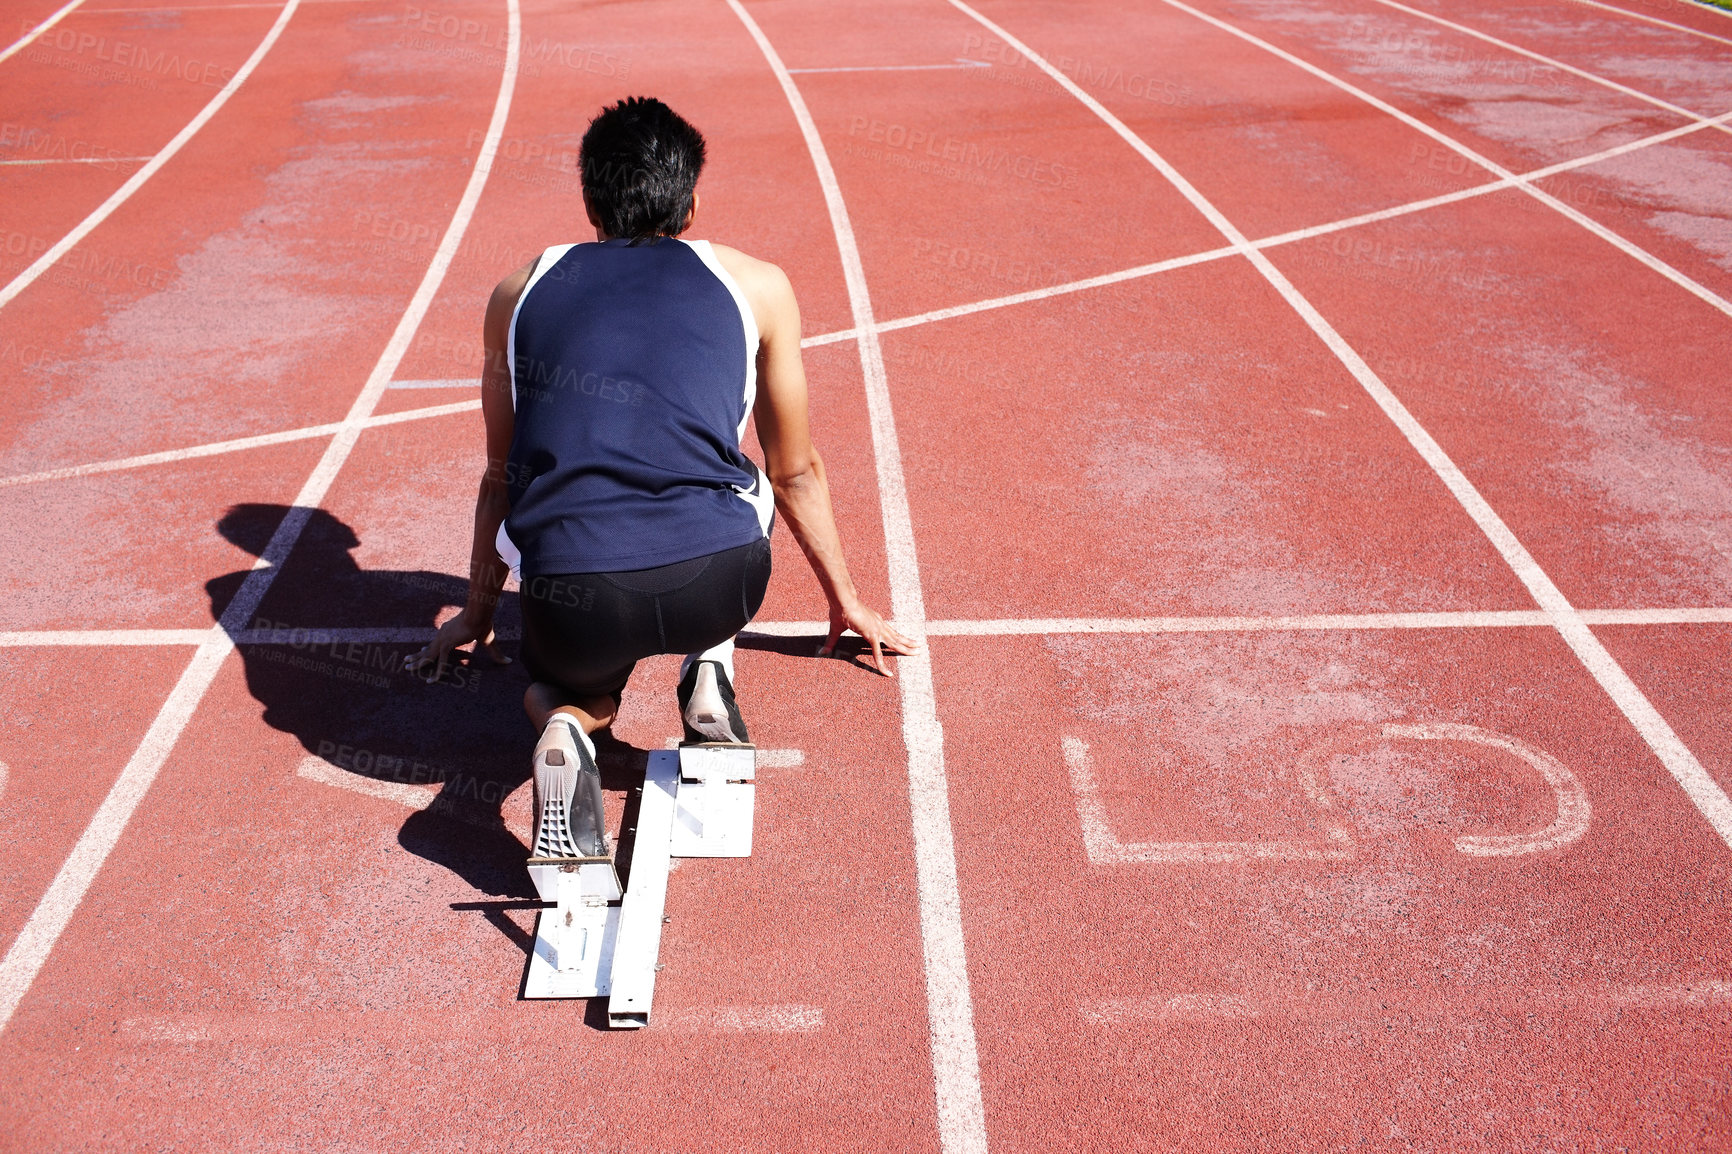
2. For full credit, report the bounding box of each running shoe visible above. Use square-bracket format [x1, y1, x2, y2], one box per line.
[529, 716, 609, 861]
[678, 659, 749, 745]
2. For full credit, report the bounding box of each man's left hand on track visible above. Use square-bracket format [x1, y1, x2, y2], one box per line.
[405, 613, 511, 684]
[821, 598, 921, 678]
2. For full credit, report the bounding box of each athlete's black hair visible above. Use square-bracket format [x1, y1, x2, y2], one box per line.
[579, 97, 706, 243]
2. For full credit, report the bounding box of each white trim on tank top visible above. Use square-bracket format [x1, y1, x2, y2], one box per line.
[681, 237, 772, 535]
[678, 238, 760, 440]
[505, 243, 577, 414]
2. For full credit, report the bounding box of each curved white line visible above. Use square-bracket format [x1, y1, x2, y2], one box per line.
[6, 92, 1724, 495]
[0, 400, 479, 489]
[1369, 0, 1732, 132]
[0, 0, 91, 64]
[946, 0, 1732, 849]
[722, 3, 986, 1151]
[1142, 0, 1732, 320]
[1563, 0, 1732, 44]
[0, 0, 521, 1035]
[0, 0, 299, 311]
[1383, 723, 1591, 855]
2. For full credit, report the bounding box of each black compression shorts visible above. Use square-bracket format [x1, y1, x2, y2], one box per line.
[518, 536, 772, 701]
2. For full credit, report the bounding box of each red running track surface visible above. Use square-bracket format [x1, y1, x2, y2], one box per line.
[1, 0, 1730, 1148]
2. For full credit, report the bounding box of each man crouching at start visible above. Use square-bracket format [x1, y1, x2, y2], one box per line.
[407, 96, 916, 871]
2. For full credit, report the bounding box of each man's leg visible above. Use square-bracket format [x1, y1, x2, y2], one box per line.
[524, 683, 616, 861]
[524, 681, 617, 735]
[678, 638, 734, 685]
[678, 638, 748, 744]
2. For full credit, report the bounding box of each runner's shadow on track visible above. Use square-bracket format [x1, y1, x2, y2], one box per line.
[738, 629, 885, 674]
[205, 503, 649, 906]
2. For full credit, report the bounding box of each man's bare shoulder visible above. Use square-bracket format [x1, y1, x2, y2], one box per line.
[490, 258, 538, 311]
[709, 244, 793, 301]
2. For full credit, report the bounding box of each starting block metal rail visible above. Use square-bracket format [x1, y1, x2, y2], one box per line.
[522, 744, 757, 1026]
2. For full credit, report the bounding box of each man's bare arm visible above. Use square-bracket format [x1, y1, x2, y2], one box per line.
[406, 257, 535, 682]
[713, 243, 919, 675]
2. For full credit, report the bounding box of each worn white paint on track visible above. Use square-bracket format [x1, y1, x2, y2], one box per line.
[0, 0, 92, 64]
[1147, 0, 1732, 320]
[1078, 977, 1732, 1024]
[0, 400, 480, 488]
[725, 2, 987, 1151]
[1368, 0, 1732, 131]
[947, 0, 1732, 849]
[0, 0, 521, 1035]
[1067, 723, 1589, 865]
[1561, 0, 1732, 46]
[6, 104, 1725, 492]
[0, 0, 302, 311]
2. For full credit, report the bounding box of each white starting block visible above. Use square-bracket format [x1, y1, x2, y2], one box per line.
[523, 744, 757, 1025]
[671, 744, 755, 858]
[522, 861, 621, 998]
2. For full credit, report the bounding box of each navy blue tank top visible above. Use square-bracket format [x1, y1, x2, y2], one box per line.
[499, 238, 772, 578]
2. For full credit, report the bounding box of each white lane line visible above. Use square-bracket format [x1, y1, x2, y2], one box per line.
[1080, 979, 1732, 1023]
[85, 0, 372, 9]
[296, 755, 435, 811]
[930, 611, 1552, 635]
[0, 0, 92, 64]
[1611, 980, 1732, 1007]
[949, 0, 1732, 848]
[0, 629, 211, 646]
[1389, 723, 1591, 856]
[0, 156, 154, 166]
[725, 3, 987, 1151]
[7, 103, 1722, 495]
[739, 619, 829, 636]
[1369, 0, 1732, 132]
[0, 399, 479, 488]
[788, 59, 989, 73]
[0, 0, 520, 1036]
[1561, 0, 1732, 46]
[3, 607, 1729, 648]
[295, 755, 527, 837]
[860, 108, 1732, 340]
[1148, 0, 1732, 320]
[930, 608, 1732, 633]
[0, 0, 301, 312]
